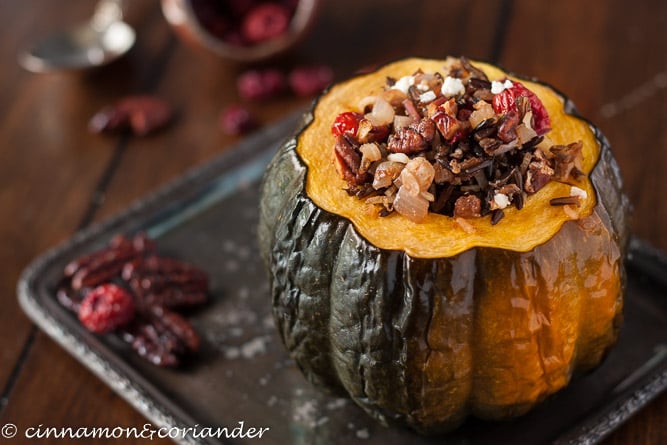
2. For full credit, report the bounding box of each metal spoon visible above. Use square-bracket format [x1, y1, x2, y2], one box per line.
[19, 0, 135, 73]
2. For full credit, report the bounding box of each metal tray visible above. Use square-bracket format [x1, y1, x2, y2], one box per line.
[18, 112, 667, 445]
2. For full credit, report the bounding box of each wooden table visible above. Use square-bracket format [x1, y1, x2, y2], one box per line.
[1, 0, 665, 443]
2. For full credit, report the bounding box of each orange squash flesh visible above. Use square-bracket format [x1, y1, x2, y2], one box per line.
[259, 57, 629, 433]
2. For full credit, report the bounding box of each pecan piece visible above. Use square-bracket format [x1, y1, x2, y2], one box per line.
[357, 118, 390, 143]
[123, 255, 209, 309]
[334, 134, 369, 185]
[89, 96, 174, 136]
[409, 118, 436, 143]
[58, 232, 209, 368]
[122, 306, 200, 368]
[432, 111, 466, 142]
[525, 160, 555, 193]
[149, 305, 200, 352]
[551, 141, 584, 181]
[497, 108, 520, 143]
[387, 127, 428, 153]
[123, 321, 181, 367]
[460, 56, 489, 81]
[453, 194, 482, 218]
[70, 235, 147, 290]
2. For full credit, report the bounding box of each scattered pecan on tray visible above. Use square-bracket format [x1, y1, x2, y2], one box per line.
[57, 233, 209, 367]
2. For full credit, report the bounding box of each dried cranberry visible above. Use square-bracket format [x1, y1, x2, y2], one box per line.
[237, 68, 286, 102]
[331, 111, 363, 136]
[289, 65, 334, 97]
[492, 82, 551, 135]
[220, 104, 257, 135]
[78, 284, 135, 334]
[241, 3, 291, 43]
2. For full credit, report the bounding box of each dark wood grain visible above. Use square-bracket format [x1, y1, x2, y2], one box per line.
[0, 0, 119, 396]
[1, 0, 665, 444]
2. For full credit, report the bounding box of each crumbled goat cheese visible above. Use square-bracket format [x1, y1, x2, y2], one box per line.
[493, 192, 511, 209]
[419, 91, 437, 103]
[391, 75, 415, 94]
[570, 186, 588, 200]
[416, 80, 430, 92]
[441, 76, 465, 97]
[491, 79, 514, 94]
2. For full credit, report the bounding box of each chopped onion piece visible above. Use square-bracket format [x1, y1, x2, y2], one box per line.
[387, 152, 410, 164]
[522, 110, 534, 129]
[516, 124, 538, 145]
[493, 139, 519, 155]
[420, 190, 435, 202]
[469, 101, 495, 128]
[372, 161, 404, 189]
[360, 143, 382, 162]
[358, 95, 377, 112]
[393, 186, 429, 223]
[366, 97, 395, 126]
[359, 143, 382, 173]
[399, 169, 421, 194]
[403, 157, 435, 190]
[393, 115, 414, 130]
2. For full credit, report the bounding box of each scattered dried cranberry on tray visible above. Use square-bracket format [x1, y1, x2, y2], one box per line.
[220, 104, 258, 135]
[331, 57, 586, 223]
[237, 68, 286, 102]
[57, 233, 208, 367]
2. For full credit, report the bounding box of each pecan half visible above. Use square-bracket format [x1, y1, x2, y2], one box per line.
[387, 127, 428, 153]
[525, 160, 555, 193]
[334, 134, 369, 185]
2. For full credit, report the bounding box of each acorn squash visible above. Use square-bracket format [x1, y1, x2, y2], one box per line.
[258, 58, 629, 433]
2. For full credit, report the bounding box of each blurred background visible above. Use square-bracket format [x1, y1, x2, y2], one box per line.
[1, 0, 666, 444]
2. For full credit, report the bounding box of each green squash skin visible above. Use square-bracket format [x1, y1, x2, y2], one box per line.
[259, 83, 629, 433]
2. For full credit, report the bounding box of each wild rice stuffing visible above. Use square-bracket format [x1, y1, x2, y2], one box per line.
[331, 57, 585, 223]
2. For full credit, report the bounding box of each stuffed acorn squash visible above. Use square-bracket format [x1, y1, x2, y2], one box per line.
[258, 57, 629, 434]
